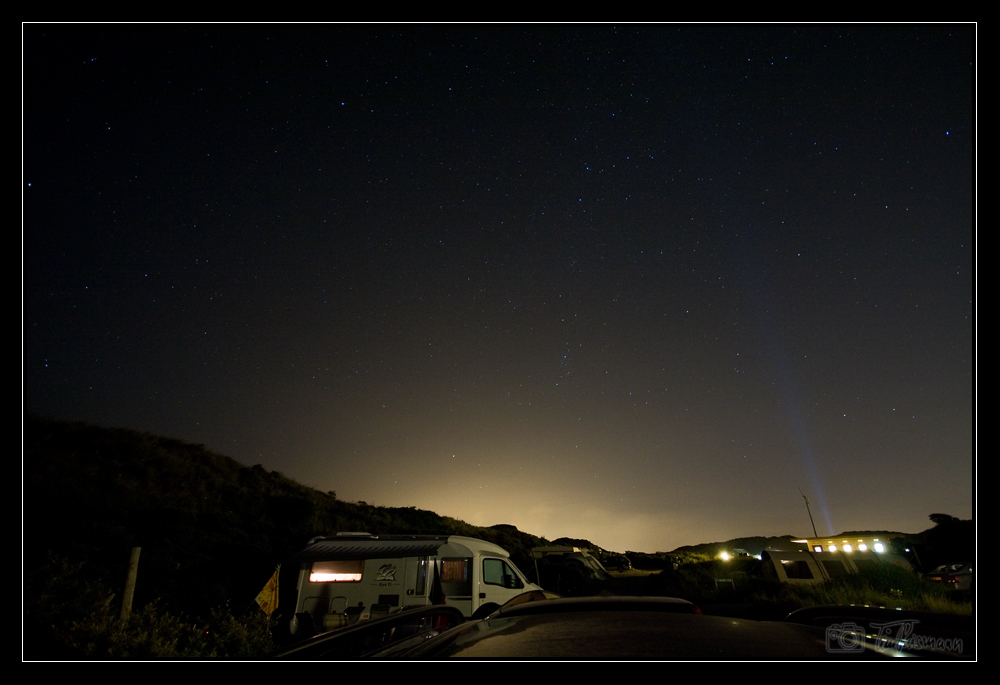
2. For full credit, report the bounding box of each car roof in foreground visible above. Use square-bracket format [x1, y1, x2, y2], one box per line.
[492, 595, 699, 618]
[389, 597, 910, 659]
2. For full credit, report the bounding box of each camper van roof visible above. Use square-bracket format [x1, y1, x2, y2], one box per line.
[289, 534, 510, 562]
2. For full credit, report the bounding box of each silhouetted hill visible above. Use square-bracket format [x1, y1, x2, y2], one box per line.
[671, 536, 801, 559]
[23, 415, 972, 624]
[550, 537, 606, 552]
[23, 416, 548, 621]
[668, 523, 973, 572]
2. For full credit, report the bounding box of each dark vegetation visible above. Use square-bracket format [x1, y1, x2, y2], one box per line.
[23, 416, 546, 657]
[27, 553, 277, 657]
[671, 536, 806, 562]
[24, 416, 974, 657]
[644, 550, 971, 621]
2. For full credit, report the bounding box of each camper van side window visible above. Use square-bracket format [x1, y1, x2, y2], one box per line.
[440, 558, 472, 596]
[821, 560, 849, 578]
[310, 560, 364, 582]
[781, 560, 814, 580]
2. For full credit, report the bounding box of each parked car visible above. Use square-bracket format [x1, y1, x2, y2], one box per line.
[926, 562, 974, 593]
[273, 594, 972, 659]
[274, 605, 467, 659]
[602, 555, 633, 572]
[530, 545, 610, 596]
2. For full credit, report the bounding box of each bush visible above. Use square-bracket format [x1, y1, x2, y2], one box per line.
[745, 563, 971, 616]
[204, 605, 277, 657]
[56, 597, 277, 658]
[64, 599, 210, 657]
[25, 553, 277, 658]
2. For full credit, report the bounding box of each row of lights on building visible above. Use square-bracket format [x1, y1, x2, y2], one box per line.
[811, 542, 885, 553]
[719, 540, 889, 561]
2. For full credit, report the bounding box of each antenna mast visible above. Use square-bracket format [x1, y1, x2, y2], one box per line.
[798, 487, 818, 538]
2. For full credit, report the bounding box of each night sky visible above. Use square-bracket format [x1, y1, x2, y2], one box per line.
[24, 25, 974, 553]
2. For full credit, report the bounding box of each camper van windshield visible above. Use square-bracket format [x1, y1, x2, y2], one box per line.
[310, 560, 364, 582]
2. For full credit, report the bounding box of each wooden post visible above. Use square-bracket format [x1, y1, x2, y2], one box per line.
[120, 547, 141, 622]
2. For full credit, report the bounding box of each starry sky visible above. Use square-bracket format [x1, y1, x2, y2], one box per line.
[23, 24, 974, 553]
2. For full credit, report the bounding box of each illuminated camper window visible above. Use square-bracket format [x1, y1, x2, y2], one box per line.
[440, 558, 472, 596]
[310, 560, 363, 582]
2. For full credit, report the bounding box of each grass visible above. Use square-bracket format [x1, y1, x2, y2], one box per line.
[760, 564, 975, 615]
[629, 558, 973, 619]
[24, 553, 277, 658]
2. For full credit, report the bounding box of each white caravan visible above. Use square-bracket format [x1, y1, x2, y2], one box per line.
[289, 533, 541, 636]
[758, 548, 914, 585]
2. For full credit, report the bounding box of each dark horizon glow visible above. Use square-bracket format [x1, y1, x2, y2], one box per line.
[24, 24, 974, 553]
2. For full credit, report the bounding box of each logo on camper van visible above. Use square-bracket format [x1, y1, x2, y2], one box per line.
[376, 563, 397, 582]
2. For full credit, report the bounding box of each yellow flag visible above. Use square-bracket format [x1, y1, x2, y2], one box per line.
[255, 565, 280, 615]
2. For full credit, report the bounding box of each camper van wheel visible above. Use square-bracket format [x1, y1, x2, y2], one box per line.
[471, 603, 500, 620]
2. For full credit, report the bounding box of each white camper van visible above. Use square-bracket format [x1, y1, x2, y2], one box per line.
[289, 533, 541, 636]
[758, 548, 914, 585]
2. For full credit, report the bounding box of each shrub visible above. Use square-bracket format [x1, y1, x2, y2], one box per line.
[25, 553, 277, 658]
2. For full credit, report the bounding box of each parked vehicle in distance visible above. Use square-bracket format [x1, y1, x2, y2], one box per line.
[926, 562, 974, 593]
[287, 533, 541, 637]
[530, 545, 610, 595]
[602, 554, 633, 572]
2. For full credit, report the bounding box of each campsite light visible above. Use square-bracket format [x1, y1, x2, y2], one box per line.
[858, 543, 868, 551]
[843, 544, 853, 552]
[813, 545, 823, 553]
[828, 544, 837, 552]
[873, 542, 885, 553]
[720, 552, 730, 561]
